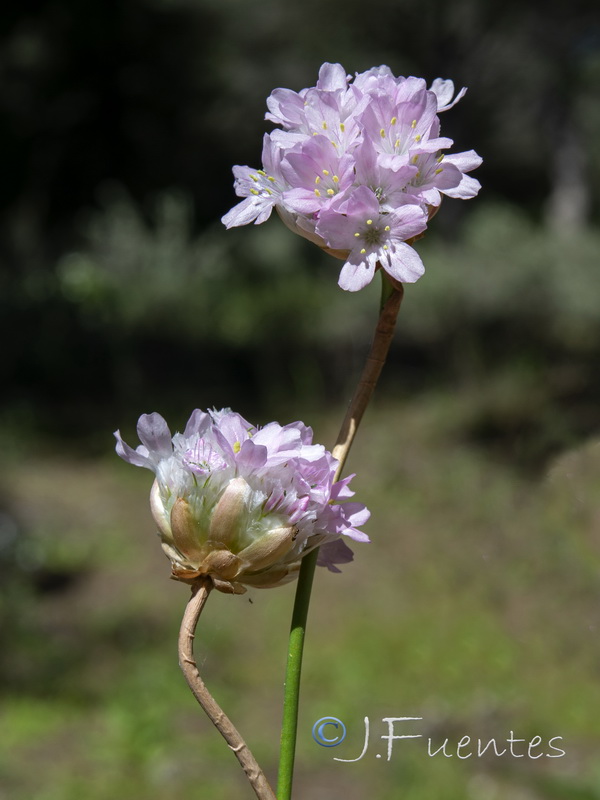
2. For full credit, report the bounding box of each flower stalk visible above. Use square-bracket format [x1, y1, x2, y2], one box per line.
[277, 272, 403, 799]
[178, 576, 277, 800]
[115, 57, 482, 800]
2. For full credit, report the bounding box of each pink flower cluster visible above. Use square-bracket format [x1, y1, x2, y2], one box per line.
[222, 63, 481, 291]
[115, 409, 369, 592]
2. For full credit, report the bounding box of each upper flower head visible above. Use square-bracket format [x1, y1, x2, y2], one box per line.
[115, 409, 369, 593]
[222, 62, 482, 292]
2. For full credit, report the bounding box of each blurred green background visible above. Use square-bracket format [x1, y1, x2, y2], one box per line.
[1, 1, 599, 798]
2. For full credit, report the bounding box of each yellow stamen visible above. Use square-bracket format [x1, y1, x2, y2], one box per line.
[267, 176, 275, 182]
[314, 189, 321, 197]
[391, 116, 397, 125]
[411, 154, 419, 165]
[380, 128, 386, 138]
[360, 248, 366, 254]
[250, 189, 259, 195]
[415, 134, 422, 142]
[326, 189, 334, 196]
[394, 139, 400, 148]
[322, 121, 328, 129]
[435, 168, 444, 175]
[258, 170, 266, 176]
[250, 174, 258, 181]
[411, 119, 417, 128]
[436, 154, 444, 163]
[340, 122, 345, 132]
[384, 225, 391, 231]
[322, 169, 330, 176]
[383, 245, 389, 250]
[315, 176, 321, 184]
[354, 232, 360, 237]
[332, 175, 339, 183]
[366, 219, 373, 225]
[233, 441, 241, 453]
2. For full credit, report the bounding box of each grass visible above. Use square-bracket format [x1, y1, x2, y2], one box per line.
[0, 389, 599, 800]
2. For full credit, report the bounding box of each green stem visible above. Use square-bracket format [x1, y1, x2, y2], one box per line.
[277, 272, 404, 799]
[276, 547, 319, 800]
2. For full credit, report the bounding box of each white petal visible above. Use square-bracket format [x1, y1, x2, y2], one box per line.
[337, 252, 377, 292]
[443, 174, 481, 199]
[383, 241, 425, 284]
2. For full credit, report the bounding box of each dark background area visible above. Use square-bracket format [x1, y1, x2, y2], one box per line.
[1, 0, 598, 459]
[1, 4, 600, 799]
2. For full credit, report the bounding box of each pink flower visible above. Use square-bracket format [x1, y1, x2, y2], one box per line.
[220, 135, 286, 228]
[223, 62, 482, 291]
[316, 186, 427, 291]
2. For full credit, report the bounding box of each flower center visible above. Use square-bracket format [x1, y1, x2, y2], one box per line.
[248, 169, 279, 198]
[363, 226, 382, 245]
[314, 168, 341, 198]
[184, 439, 228, 475]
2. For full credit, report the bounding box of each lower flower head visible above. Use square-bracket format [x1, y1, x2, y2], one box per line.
[115, 409, 369, 593]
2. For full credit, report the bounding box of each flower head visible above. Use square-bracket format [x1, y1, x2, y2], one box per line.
[115, 409, 369, 593]
[222, 62, 481, 291]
